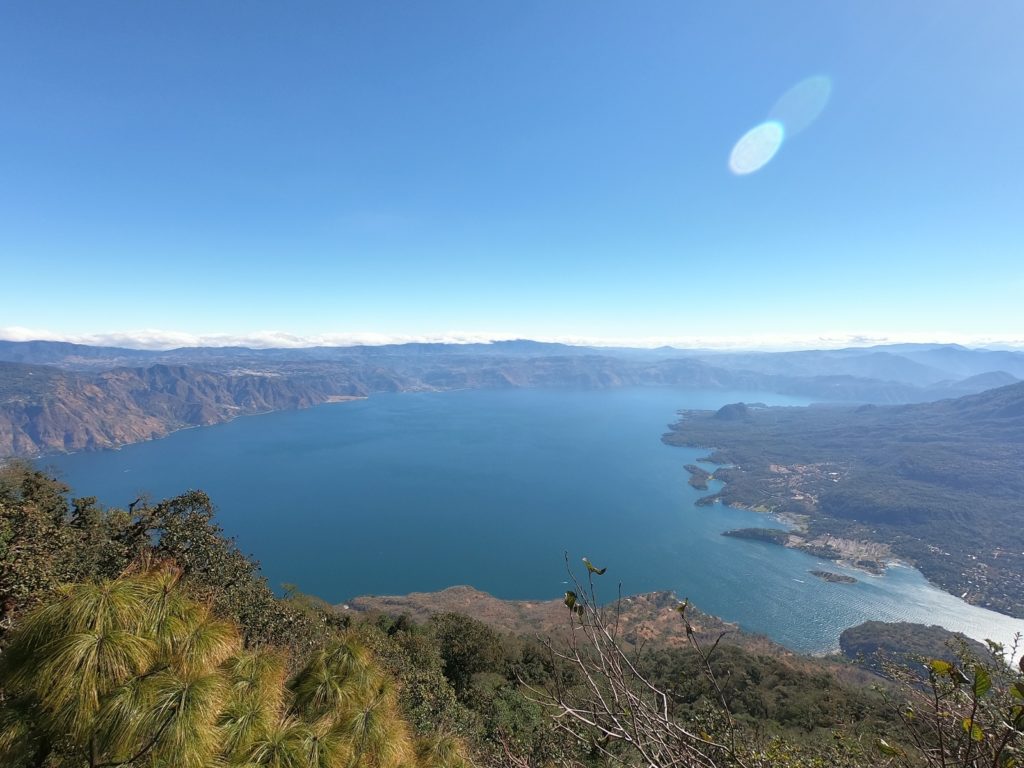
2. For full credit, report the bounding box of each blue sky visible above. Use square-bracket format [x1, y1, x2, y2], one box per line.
[1, 2, 1022, 348]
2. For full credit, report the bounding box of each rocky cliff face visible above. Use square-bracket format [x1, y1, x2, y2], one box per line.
[0, 363, 347, 457]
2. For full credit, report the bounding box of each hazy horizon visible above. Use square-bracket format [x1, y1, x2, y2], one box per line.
[2, 326, 1024, 353]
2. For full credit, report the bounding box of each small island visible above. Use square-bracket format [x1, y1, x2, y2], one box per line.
[684, 464, 712, 490]
[809, 570, 857, 584]
[721, 527, 790, 545]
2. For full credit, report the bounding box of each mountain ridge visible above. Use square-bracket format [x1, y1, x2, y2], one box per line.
[1, 339, 1021, 459]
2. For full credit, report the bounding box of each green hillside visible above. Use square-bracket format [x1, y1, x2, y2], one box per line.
[665, 383, 1024, 617]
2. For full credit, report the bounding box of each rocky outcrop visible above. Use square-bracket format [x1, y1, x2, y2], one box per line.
[0, 362, 351, 457]
[342, 585, 771, 651]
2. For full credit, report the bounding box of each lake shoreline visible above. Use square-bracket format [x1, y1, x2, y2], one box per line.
[43, 387, 1024, 657]
[688, 464, 895, 578]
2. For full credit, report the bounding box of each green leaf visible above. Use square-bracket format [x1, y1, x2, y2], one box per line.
[1011, 682, 1024, 700]
[563, 591, 577, 610]
[962, 718, 984, 742]
[581, 557, 606, 576]
[973, 665, 992, 698]
[877, 738, 902, 757]
[928, 659, 952, 675]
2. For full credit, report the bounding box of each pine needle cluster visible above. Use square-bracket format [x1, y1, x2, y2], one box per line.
[0, 567, 471, 768]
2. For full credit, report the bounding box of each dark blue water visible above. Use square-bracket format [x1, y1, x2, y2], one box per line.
[45, 388, 1024, 654]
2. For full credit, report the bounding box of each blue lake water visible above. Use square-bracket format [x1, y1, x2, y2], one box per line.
[44, 388, 1024, 655]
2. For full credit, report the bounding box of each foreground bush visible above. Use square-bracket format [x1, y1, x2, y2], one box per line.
[0, 567, 470, 768]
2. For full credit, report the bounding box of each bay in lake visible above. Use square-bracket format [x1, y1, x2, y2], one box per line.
[44, 388, 1024, 655]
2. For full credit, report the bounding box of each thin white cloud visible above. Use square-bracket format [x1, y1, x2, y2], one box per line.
[0, 326, 518, 350]
[2, 326, 1023, 352]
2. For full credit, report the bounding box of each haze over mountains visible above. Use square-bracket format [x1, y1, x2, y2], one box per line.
[1, 339, 1021, 458]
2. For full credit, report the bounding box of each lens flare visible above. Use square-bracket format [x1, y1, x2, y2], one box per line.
[727, 75, 831, 176]
[728, 121, 785, 175]
[768, 75, 832, 137]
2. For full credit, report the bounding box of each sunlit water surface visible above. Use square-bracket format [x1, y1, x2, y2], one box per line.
[45, 388, 1024, 656]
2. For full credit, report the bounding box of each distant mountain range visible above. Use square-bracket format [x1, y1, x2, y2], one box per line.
[1, 339, 1021, 458]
